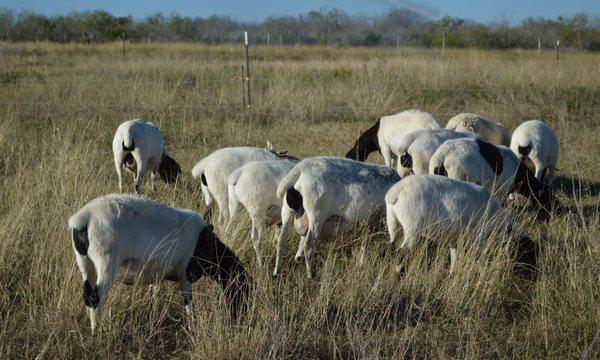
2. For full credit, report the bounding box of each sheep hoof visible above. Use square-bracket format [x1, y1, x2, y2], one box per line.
[395, 264, 406, 277]
[271, 270, 278, 278]
[294, 256, 303, 263]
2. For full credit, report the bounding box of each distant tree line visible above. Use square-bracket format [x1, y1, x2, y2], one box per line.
[1, 7, 600, 51]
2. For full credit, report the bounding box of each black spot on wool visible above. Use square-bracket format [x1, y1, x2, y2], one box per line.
[517, 144, 531, 156]
[285, 187, 304, 219]
[71, 228, 88, 256]
[122, 140, 135, 152]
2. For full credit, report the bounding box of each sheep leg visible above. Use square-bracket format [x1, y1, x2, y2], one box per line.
[546, 165, 556, 189]
[380, 144, 392, 167]
[294, 236, 306, 263]
[87, 258, 117, 333]
[303, 218, 323, 279]
[178, 277, 193, 316]
[148, 284, 160, 308]
[114, 156, 124, 192]
[133, 155, 147, 194]
[389, 154, 397, 169]
[273, 202, 293, 277]
[251, 220, 266, 267]
[449, 248, 457, 273]
[215, 195, 229, 228]
[386, 203, 400, 249]
[395, 230, 419, 277]
[532, 158, 545, 183]
[150, 171, 157, 193]
[74, 250, 100, 332]
[226, 185, 240, 233]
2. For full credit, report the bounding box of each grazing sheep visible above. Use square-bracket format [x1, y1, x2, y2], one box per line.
[227, 159, 300, 266]
[510, 120, 559, 188]
[429, 138, 555, 220]
[395, 129, 479, 177]
[385, 175, 538, 276]
[273, 157, 401, 278]
[346, 109, 440, 167]
[446, 113, 511, 146]
[112, 119, 181, 194]
[191, 143, 296, 224]
[68, 194, 251, 333]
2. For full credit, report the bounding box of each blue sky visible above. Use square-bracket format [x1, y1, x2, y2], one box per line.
[1, 0, 598, 23]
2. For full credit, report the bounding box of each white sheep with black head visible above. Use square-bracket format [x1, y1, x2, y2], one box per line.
[446, 113, 511, 146]
[346, 109, 440, 167]
[68, 194, 251, 333]
[112, 119, 180, 194]
[429, 138, 556, 220]
[510, 120, 559, 188]
[394, 129, 479, 177]
[385, 175, 538, 277]
[273, 157, 401, 278]
[227, 159, 300, 266]
[191, 143, 296, 225]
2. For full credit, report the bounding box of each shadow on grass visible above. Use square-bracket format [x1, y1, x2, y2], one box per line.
[554, 175, 600, 198]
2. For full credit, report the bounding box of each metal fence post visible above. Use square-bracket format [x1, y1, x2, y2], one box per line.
[442, 25, 446, 57]
[244, 31, 251, 108]
[241, 65, 246, 109]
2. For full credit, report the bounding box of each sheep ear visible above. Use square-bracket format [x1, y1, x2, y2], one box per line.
[266, 141, 274, 151]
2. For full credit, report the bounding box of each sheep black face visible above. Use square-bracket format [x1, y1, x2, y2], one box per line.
[476, 139, 503, 176]
[514, 162, 557, 222]
[158, 154, 181, 184]
[186, 225, 252, 319]
[514, 236, 539, 279]
[346, 120, 380, 162]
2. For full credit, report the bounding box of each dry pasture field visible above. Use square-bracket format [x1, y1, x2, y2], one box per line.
[0, 42, 599, 359]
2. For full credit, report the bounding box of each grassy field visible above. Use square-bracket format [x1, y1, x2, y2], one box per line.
[0, 42, 598, 359]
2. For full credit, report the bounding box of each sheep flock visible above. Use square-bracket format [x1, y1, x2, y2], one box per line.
[69, 110, 562, 332]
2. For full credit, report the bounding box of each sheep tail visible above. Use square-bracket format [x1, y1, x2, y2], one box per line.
[69, 211, 100, 308]
[276, 165, 302, 199]
[429, 151, 446, 177]
[191, 159, 208, 179]
[68, 210, 91, 255]
[122, 130, 135, 152]
[385, 184, 402, 205]
[517, 142, 532, 156]
[226, 168, 243, 222]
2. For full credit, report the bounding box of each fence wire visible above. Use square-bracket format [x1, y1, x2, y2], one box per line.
[0, 100, 597, 121]
[0, 78, 598, 93]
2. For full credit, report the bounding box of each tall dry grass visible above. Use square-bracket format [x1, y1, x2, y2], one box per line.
[0, 42, 598, 358]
